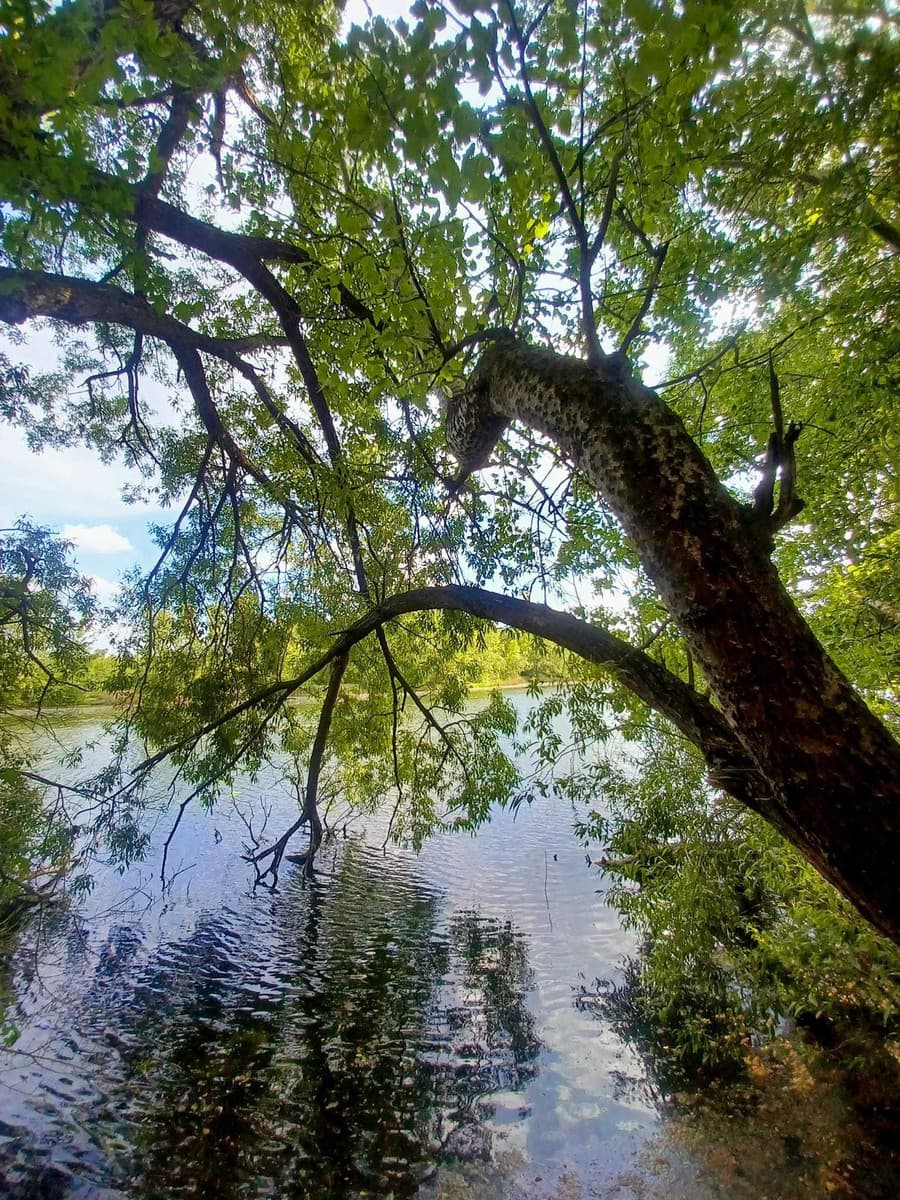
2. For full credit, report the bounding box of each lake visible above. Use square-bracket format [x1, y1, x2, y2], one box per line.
[2, 694, 896, 1199]
[1, 691, 685, 1199]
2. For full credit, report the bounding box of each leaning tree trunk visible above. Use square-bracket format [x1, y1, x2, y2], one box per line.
[455, 339, 900, 944]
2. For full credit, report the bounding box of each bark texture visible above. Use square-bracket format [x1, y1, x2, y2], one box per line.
[459, 339, 900, 943]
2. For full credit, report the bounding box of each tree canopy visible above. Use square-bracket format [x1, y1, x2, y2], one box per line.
[0, 0, 898, 952]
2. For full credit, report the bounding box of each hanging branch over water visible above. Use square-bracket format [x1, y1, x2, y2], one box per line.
[128, 584, 766, 819]
[248, 651, 348, 885]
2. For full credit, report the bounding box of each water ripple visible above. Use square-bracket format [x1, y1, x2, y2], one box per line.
[1, 697, 653, 1199]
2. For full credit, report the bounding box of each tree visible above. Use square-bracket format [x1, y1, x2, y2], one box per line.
[0, 0, 897, 939]
[0, 521, 95, 912]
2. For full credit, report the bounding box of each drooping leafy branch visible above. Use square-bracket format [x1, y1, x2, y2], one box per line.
[0, 0, 897, 939]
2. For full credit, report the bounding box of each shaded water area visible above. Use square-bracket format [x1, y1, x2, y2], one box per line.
[3, 697, 900, 1199]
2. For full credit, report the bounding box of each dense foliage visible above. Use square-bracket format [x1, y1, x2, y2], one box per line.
[0, 0, 898, 1067]
[0, 521, 96, 923]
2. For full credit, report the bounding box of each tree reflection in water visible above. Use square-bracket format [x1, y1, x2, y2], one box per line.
[78, 842, 541, 1198]
[580, 955, 900, 1200]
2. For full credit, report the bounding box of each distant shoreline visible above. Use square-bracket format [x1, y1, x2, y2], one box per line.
[7, 678, 548, 720]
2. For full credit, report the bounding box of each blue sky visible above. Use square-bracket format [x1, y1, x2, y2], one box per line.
[0, 319, 167, 605]
[0, 419, 165, 603]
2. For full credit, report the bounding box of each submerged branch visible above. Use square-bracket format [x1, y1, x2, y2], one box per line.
[249, 652, 348, 883]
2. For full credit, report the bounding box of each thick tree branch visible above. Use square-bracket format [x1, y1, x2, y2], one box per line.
[588, 147, 625, 264]
[84, 169, 375, 597]
[5, 165, 379, 561]
[140, 87, 198, 205]
[751, 354, 804, 533]
[2, 151, 372, 325]
[131, 183, 380, 326]
[453, 339, 900, 941]
[130, 584, 766, 813]
[859, 200, 900, 253]
[0, 266, 266, 367]
[139, 174, 371, 564]
[0, 266, 320, 467]
[0, 266, 320, 541]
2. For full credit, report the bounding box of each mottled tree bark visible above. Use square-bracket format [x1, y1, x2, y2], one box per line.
[461, 339, 900, 943]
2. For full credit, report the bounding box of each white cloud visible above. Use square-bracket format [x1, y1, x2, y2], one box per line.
[89, 574, 122, 603]
[62, 523, 133, 555]
[0, 429, 163, 524]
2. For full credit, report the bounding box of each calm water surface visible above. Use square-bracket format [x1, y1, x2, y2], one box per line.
[1, 695, 679, 1199]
